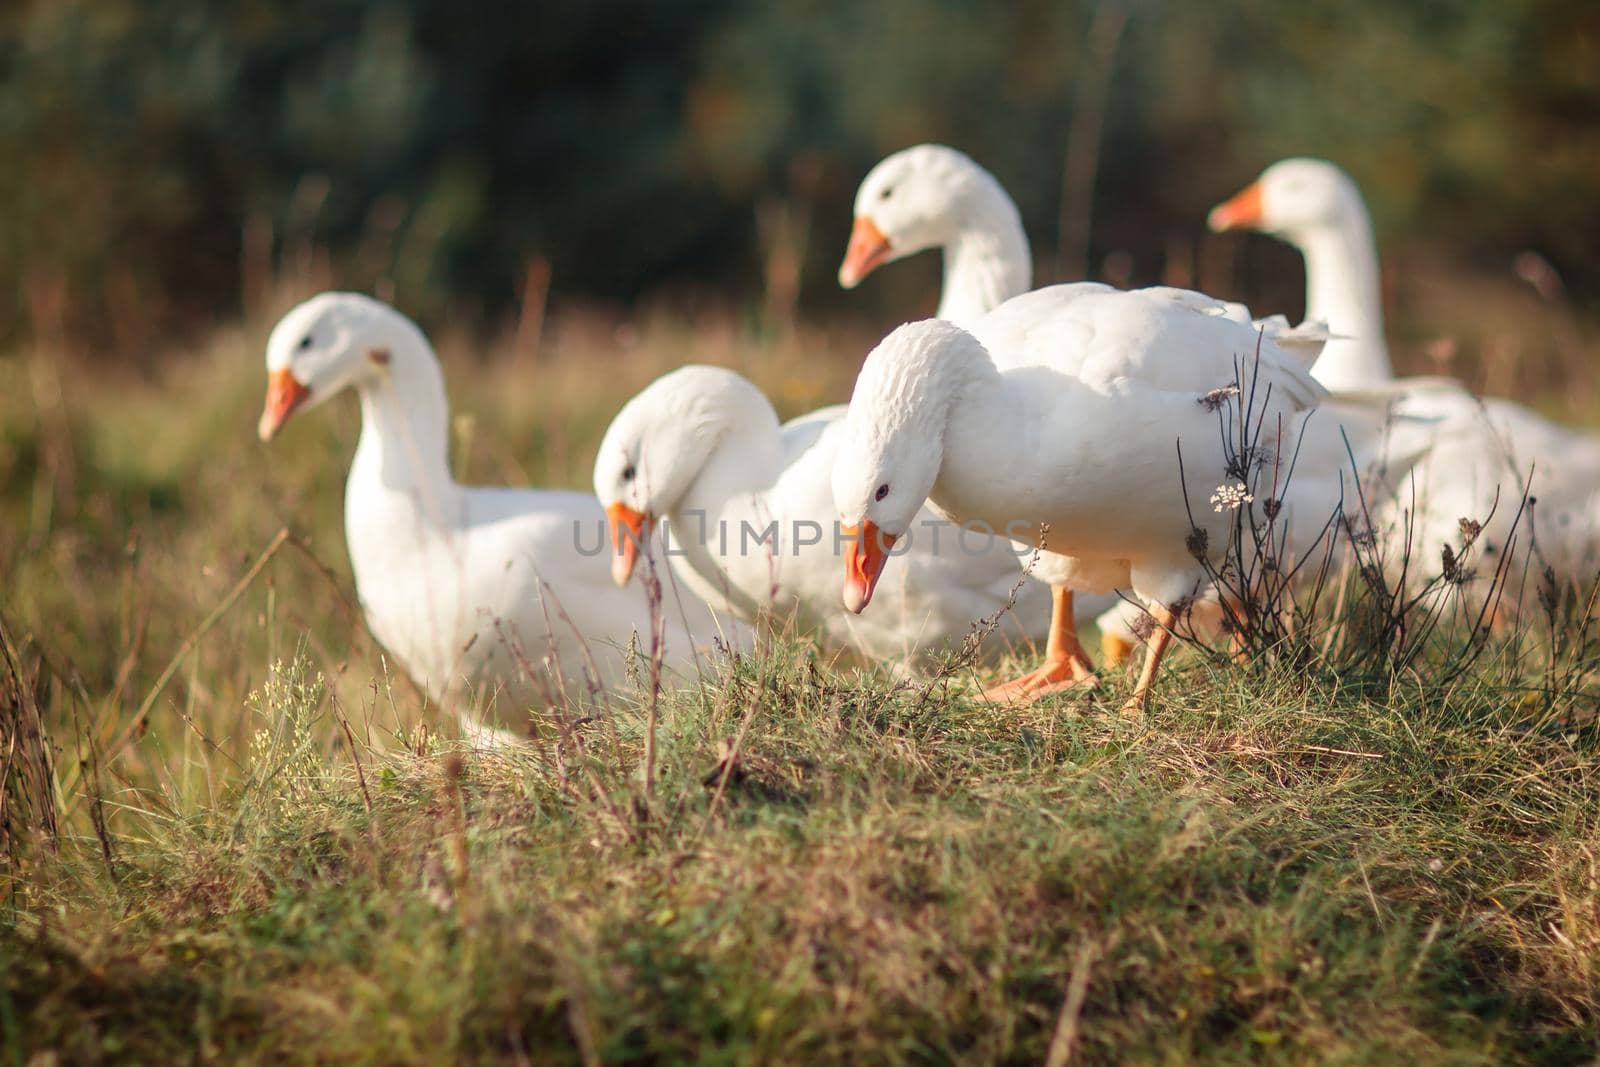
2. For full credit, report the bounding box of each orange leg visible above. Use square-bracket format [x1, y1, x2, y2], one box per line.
[1121, 603, 1177, 717]
[1101, 628, 1137, 669]
[982, 585, 1098, 703]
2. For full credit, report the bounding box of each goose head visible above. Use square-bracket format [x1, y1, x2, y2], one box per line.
[838, 144, 1009, 289]
[1208, 158, 1365, 242]
[832, 319, 977, 613]
[258, 292, 415, 441]
[593, 365, 769, 586]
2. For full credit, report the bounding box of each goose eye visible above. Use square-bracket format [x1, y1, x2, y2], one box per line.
[874, 483, 890, 502]
[622, 464, 636, 482]
[297, 335, 313, 351]
[878, 186, 894, 201]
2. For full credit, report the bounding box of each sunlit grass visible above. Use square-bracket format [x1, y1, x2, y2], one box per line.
[2, 301, 1598, 1063]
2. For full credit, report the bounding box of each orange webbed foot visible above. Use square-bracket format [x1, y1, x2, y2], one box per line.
[980, 651, 1098, 705]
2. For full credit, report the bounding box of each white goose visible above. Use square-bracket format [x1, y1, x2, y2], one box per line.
[258, 293, 742, 744]
[830, 285, 1365, 713]
[1208, 159, 1391, 392]
[840, 144, 1151, 664]
[839, 144, 1031, 328]
[1210, 159, 1600, 595]
[592, 365, 1056, 665]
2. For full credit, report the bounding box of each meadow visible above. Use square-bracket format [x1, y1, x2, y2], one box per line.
[3, 268, 1600, 1064]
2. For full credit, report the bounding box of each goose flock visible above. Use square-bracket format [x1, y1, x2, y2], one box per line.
[1211, 159, 1600, 596]
[260, 148, 1600, 742]
[591, 364, 1059, 665]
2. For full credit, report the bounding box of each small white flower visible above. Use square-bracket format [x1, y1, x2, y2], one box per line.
[1198, 384, 1242, 412]
[1210, 483, 1254, 512]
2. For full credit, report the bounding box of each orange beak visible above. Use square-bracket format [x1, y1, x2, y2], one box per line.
[606, 502, 652, 587]
[258, 368, 311, 442]
[841, 520, 897, 614]
[838, 216, 893, 289]
[1207, 180, 1264, 233]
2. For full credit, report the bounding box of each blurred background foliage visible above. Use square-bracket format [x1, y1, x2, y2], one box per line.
[2, 0, 1599, 353]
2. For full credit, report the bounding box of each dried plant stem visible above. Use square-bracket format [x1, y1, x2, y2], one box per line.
[0, 612, 59, 877]
[640, 552, 668, 811]
[442, 754, 472, 924]
[1044, 939, 1100, 1067]
[334, 693, 384, 884]
[115, 527, 291, 761]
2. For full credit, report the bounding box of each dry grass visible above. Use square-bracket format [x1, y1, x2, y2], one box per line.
[1, 286, 1599, 1064]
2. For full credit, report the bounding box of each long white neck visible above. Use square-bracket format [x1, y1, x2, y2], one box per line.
[931, 358, 1031, 525]
[1290, 204, 1392, 390]
[663, 407, 788, 621]
[857, 324, 1002, 524]
[347, 342, 458, 520]
[936, 196, 1032, 328]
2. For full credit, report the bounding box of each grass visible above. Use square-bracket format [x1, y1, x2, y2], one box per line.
[2, 290, 1600, 1064]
